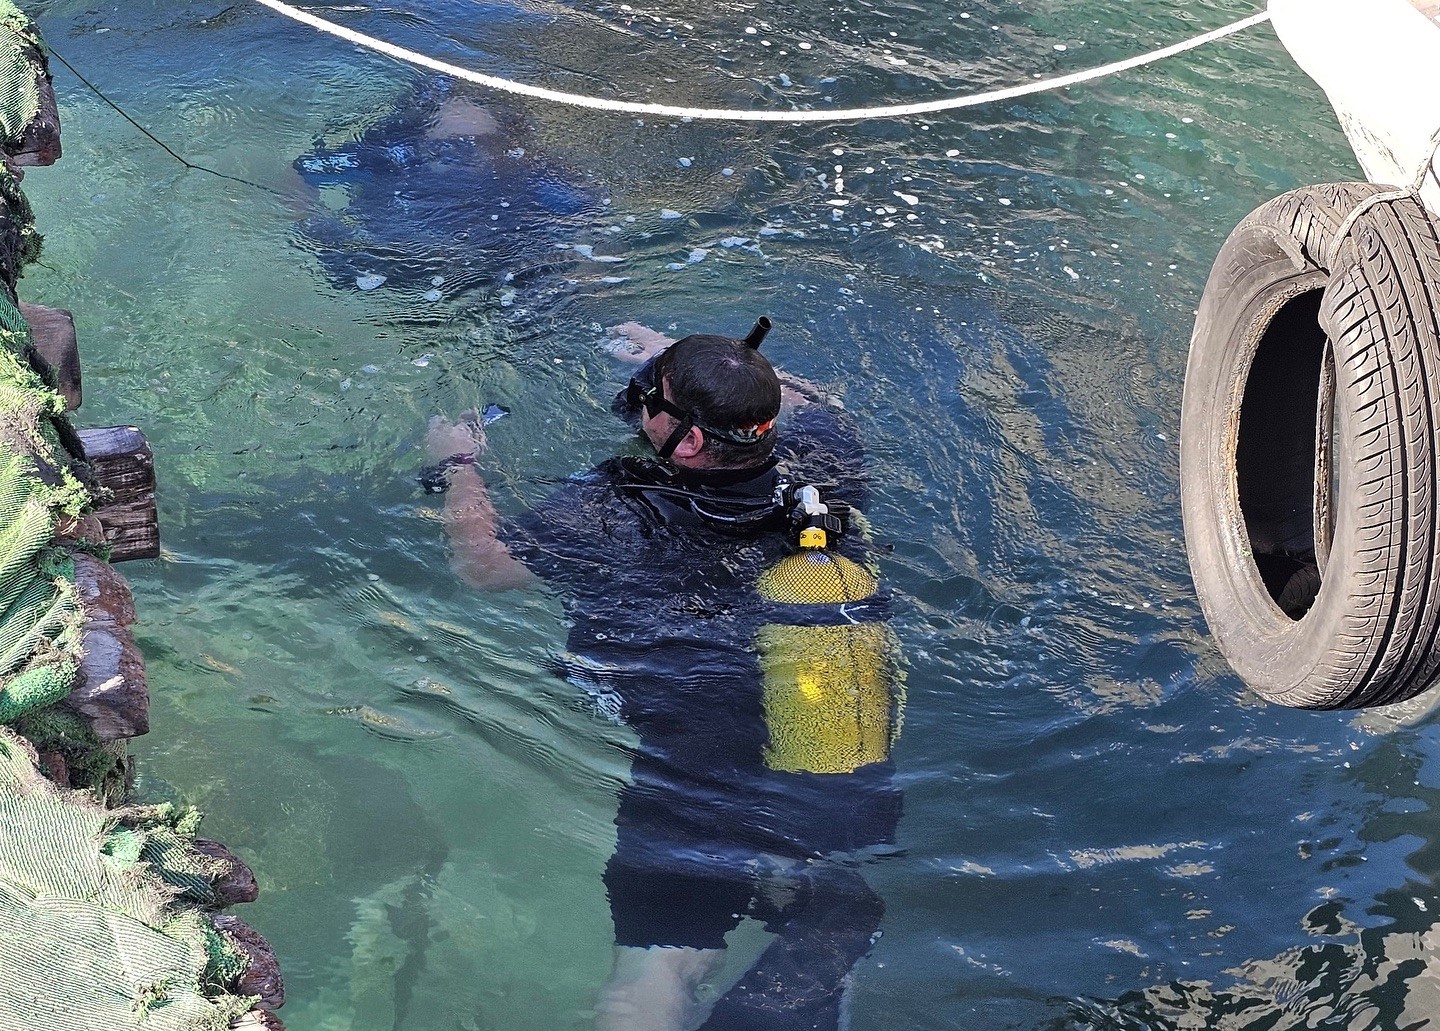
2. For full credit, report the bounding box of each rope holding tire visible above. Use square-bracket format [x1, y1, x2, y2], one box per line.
[1324, 127, 1440, 269]
[1182, 182, 1440, 709]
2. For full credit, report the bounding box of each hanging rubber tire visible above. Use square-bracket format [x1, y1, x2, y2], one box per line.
[1182, 183, 1440, 709]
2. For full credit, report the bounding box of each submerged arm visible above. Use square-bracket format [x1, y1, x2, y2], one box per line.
[428, 414, 534, 591]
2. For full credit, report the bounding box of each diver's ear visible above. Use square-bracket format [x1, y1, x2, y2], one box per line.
[671, 426, 706, 461]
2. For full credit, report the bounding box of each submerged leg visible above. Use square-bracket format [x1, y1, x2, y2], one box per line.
[696, 865, 884, 1031]
[596, 945, 727, 1031]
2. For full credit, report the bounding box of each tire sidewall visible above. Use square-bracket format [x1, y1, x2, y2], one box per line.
[1181, 220, 1365, 705]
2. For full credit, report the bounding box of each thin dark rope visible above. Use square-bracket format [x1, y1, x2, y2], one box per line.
[45, 46, 281, 198]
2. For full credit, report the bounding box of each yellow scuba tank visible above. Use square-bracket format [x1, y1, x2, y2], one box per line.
[755, 486, 900, 775]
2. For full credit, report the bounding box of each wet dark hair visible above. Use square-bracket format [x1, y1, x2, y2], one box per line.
[659, 334, 781, 468]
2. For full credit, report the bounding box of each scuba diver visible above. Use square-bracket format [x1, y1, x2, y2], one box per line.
[290, 76, 594, 295]
[427, 319, 903, 1031]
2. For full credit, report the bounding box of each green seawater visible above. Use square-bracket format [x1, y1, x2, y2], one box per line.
[22, 1, 1440, 1027]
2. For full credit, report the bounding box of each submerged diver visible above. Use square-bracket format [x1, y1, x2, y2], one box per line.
[291, 76, 593, 294]
[427, 320, 903, 1030]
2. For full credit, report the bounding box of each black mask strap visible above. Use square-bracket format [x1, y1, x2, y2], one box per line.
[656, 414, 695, 462]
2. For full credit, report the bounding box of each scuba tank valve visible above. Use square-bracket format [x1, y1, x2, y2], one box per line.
[788, 484, 850, 550]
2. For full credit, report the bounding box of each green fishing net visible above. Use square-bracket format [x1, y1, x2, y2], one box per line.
[0, 730, 257, 1030]
[0, 0, 41, 150]
[0, 281, 85, 730]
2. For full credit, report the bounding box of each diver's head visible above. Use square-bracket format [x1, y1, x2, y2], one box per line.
[639, 333, 781, 469]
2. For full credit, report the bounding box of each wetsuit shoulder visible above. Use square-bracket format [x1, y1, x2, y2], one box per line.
[498, 459, 650, 588]
[778, 402, 870, 510]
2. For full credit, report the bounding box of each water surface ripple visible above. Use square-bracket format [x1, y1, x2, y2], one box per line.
[25, 0, 1440, 1027]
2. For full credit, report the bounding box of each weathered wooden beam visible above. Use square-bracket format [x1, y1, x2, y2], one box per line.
[213, 914, 286, 1012]
[18, 302, 81, 410]
[77, 426, 159, 562]
[54, 512, 107, 554]
[35, 749, 69, 788]
[60, 554, 147, 741]
[66, 622, 148, 740]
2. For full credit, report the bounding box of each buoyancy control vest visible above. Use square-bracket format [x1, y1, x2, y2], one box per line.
[618, 464, 902, 774]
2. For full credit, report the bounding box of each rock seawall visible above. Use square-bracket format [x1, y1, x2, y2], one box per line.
[0, 5, 285, 1028]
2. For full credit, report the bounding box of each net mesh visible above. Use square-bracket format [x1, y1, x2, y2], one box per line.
[755, 551, 899, 774]
[0, 731, 255, 1031]
[0, 251, 84, 730]
[0, 2, 40, 148]
[756, 550, 880, 605]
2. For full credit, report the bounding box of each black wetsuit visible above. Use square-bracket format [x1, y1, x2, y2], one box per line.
[501, 400, 901, 1030]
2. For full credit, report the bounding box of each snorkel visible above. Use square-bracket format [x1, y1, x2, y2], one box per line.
[743, 316, 772, 349]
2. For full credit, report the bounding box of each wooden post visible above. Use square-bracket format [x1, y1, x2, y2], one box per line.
[18, 302, 81, 410]
[192, 839, 260, 907]
[212, 915, 286, 1012]
[63, 554, 148, 741]
[77, 426, 159, 562]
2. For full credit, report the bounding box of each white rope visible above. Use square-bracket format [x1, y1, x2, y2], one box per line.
[253, 0, 1272, 124]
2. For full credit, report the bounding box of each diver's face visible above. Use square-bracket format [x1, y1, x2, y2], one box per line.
[640, 378, 680, 453]
[640, 376, 709, 467]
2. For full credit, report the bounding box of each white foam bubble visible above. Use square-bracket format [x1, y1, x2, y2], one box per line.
[356, 273, 386, 291]
[660, 209, 683, 220]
